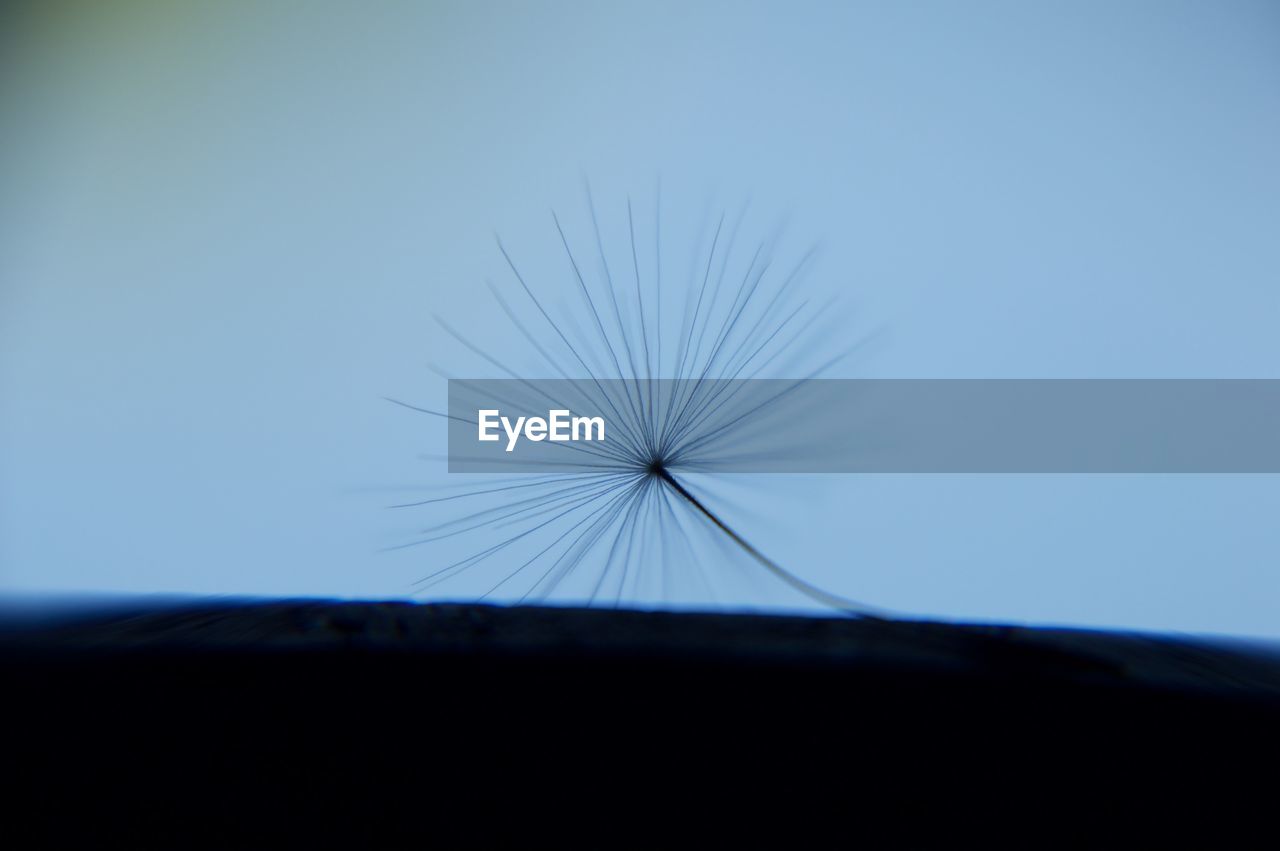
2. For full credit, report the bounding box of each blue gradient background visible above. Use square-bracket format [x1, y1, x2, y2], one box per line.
[2, 1, 1278, 635]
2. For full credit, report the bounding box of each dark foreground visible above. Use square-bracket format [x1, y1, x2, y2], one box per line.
[4, 600, 1279, 846]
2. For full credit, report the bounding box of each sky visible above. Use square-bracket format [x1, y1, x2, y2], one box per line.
[2, 1, 1279, 637]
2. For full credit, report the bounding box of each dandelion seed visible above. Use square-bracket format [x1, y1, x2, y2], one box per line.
[390, 188, 880, 615]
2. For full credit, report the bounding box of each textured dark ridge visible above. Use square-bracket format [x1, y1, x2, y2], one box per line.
[6, 599, 1280, 696]
[5, 601, 1278, 846]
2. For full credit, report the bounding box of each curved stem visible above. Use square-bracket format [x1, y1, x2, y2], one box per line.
[657, 468, 884, 617]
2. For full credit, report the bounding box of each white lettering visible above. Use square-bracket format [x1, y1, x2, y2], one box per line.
[572, 415, 605, 441]
[501, 415, 526, 452]
[548, 410, 571, 441]
[478, 409, 499, 442]
[480, 409, 605, 451]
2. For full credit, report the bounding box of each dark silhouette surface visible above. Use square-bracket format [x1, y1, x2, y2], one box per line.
[5, 600, 1278, 846]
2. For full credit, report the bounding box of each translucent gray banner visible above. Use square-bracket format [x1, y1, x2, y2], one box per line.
[447, 379, 1280, 473]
